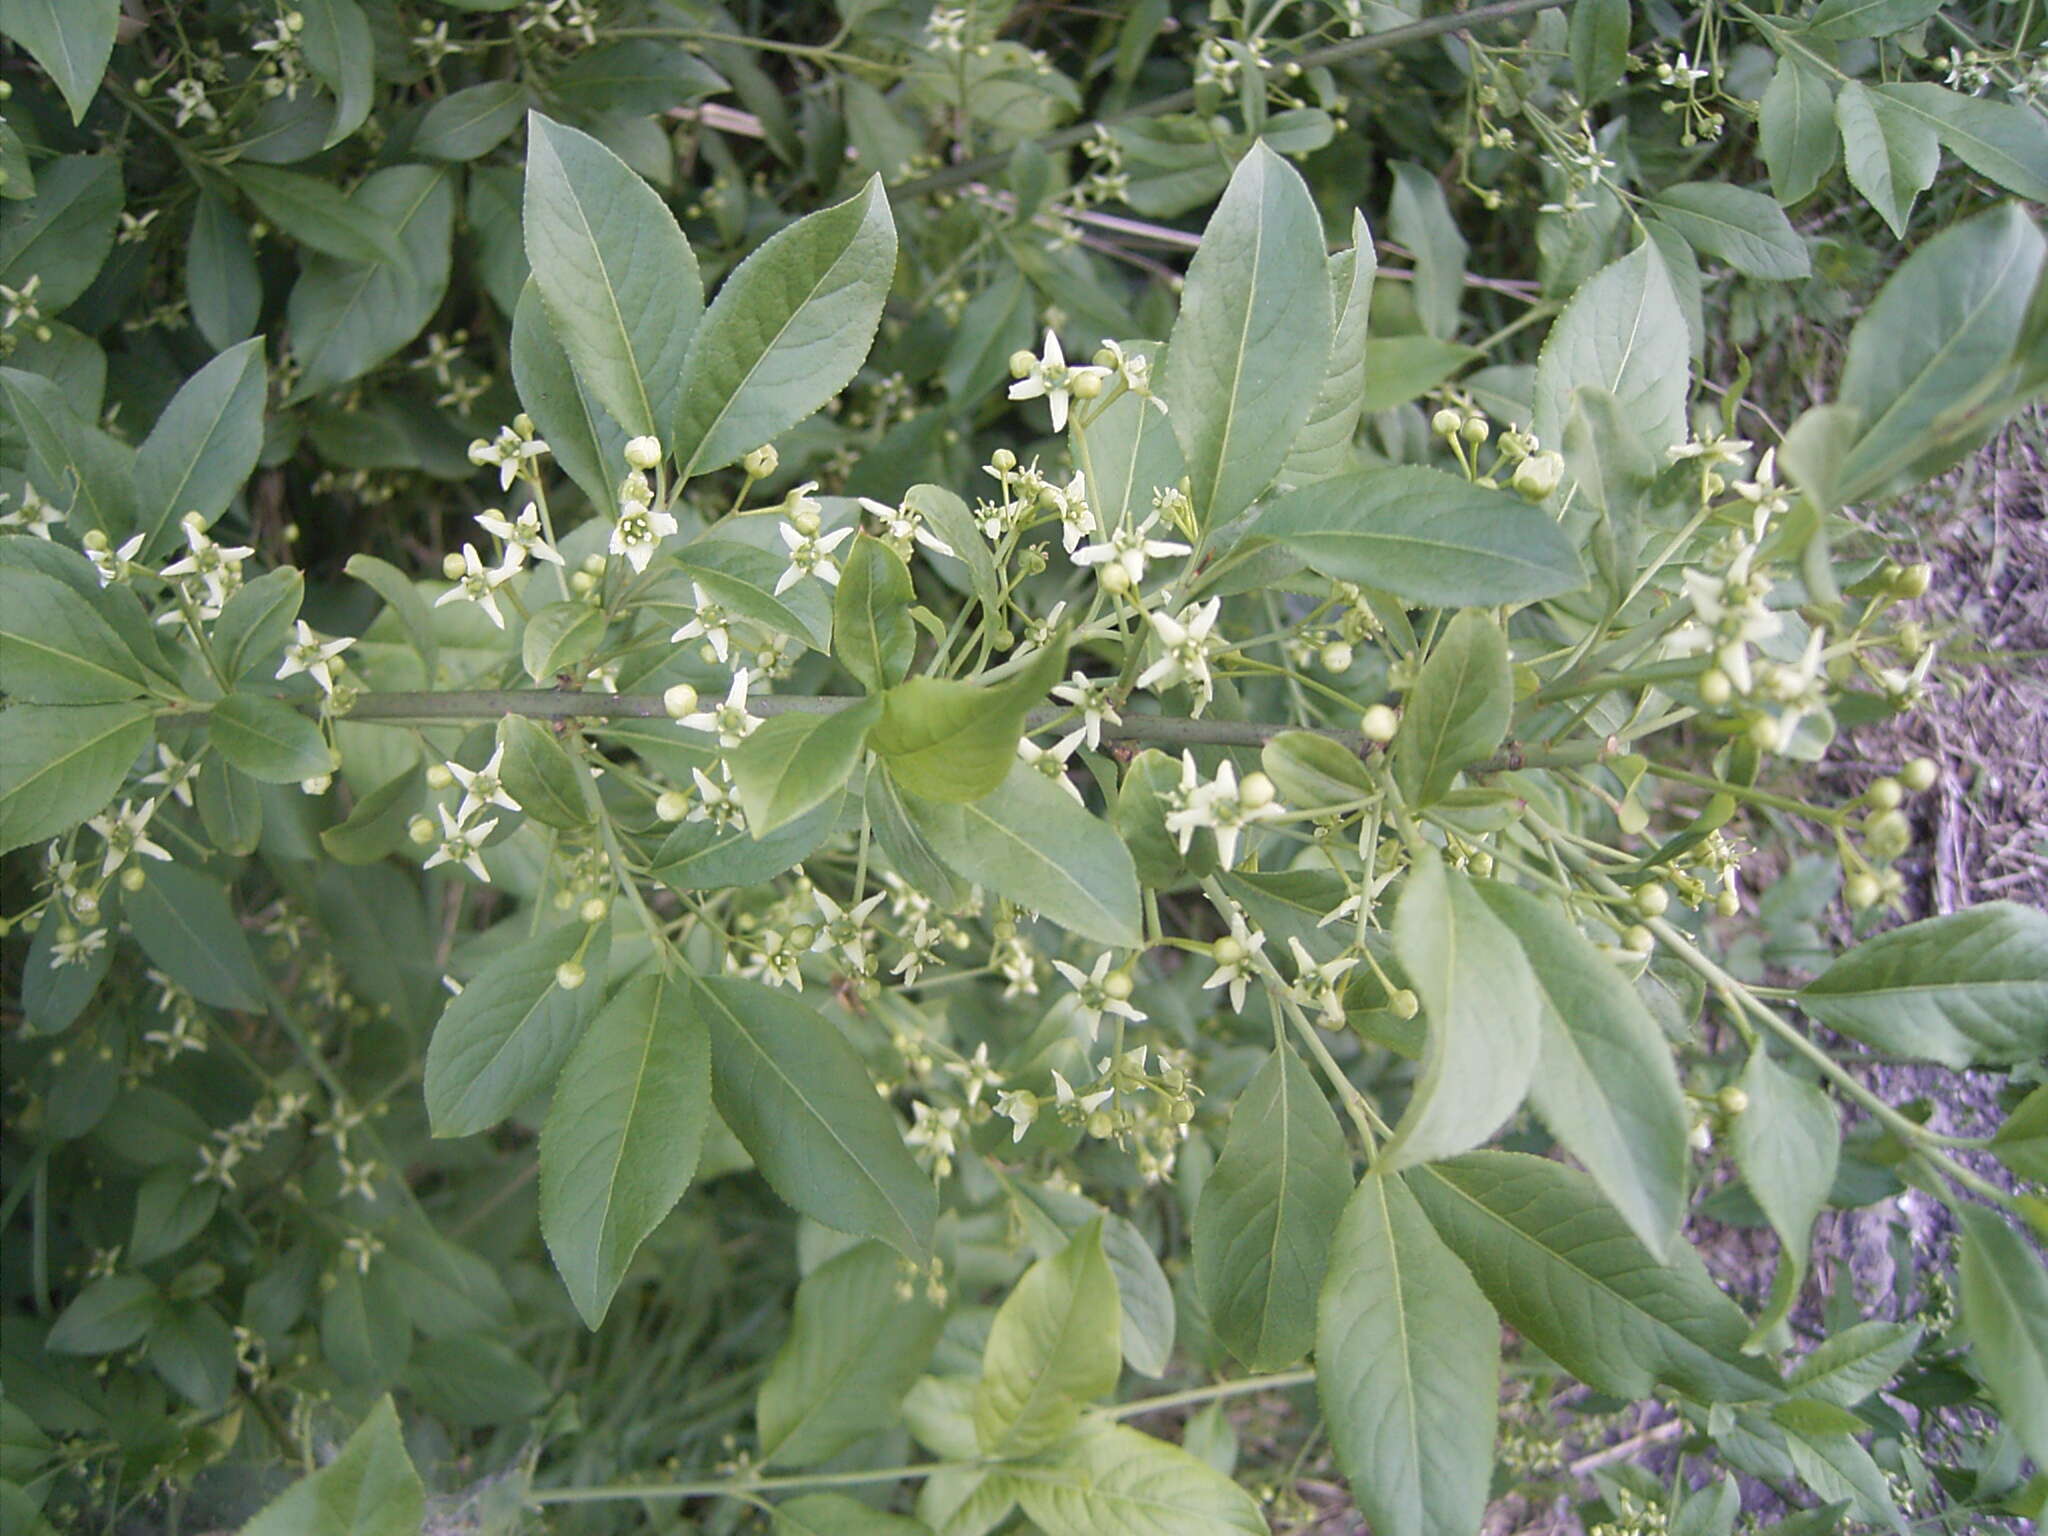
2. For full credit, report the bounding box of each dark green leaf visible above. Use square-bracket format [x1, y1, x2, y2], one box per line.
[131, 337, 268, 559]
[46, 1275, 160, 1355]
[1761, 59, 1841, 206]
[414, 80, 529, 162]
[0, 155, 122, 311]
[210, 693, 331, 784]
[1393, 611, 1510, 807]
[0, 567, 153, 703]
[498, 714, 594, 830]
[125, 863, 266, 1012]
[0, 0, 118, 123]
[1872, 84, 2048, 203]
[231, 164, 410, 268]
[1835, 81, 1937, 240]
[0, 702, 152, 855]
[298, 0, 374, 147]
[1649, 183, 1810, 281]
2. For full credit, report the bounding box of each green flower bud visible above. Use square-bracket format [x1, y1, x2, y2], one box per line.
[655, 790, 691, 822]
[1319, 640, 1354, 673]
[742, 444, 780, 479]
[663, 684, 699, 719]
[408, 816, 437, 845]
[555, 961, 587, 991]
[1845, 871, 1881, 910]
[1009, 349, 1038, 380]
[1866, 777, 1903, 811]
[1359, 704, 1399, 743]
[1900, 756, 1938, 793]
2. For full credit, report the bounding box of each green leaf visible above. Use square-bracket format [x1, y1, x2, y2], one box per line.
[834, 536, 916, 693]
[1472, 881, 1689, 1257]
[509, 279, 626, 512]
[126, 863, 266, 1012]
[1158, 142, 1332, 530]
[1412, 1152, 1781, 1402]
[1193, 1047, 1353, 1371]
[1255, 466, 1583, 608]
[0, 154, 122, 312]
[318, 764, 420, 865]
[757, 1241, 943, 1468]
[213, 567, 304, 683]
[872, 639, 1064, 804]
[902, 762, 1143, 949]
[1788, 1321, 1922, 1407]
[1260, 731, 1372, 812]
[131, 337, 268, 559]
[210, 693, 331, 784]
[147, 1303, 234, 1407]
[1872, 84, 2048, 203]
[673, 175, 895, 475]
[540, 971, 710, 1327]
[344, 555, 438, 682]
[866, 769, 967, 909]
[1760, 58, 1841, 206]
[1380, 852, 1541, 1171]
[693, 972, 936, 1261]
[1003, 1422, 1266, 1536]
[731, 699, 882, 837]
[772, 1493, 930, 1536]
[0, 0, 118, 123]
[416, 81, 530, 162]
[498, 714, 594, 831]
[1008, 1183, 1176, 1378]
[1, 366, 139, 539]
[678, 539, 832, 651]
[1990, 1086, 2048, 1183]
[230, 164, 410, 268]
[519, 600, 604, 684]
[426, 923, 609, 1138]
[1731, 1050, 1840, 1345]
[0, 567, 153, 703]
[298, 0, 374, 147]
[321, 1261, 412, 1386]
[1835, 81, 1937, 240]
[129, 1166, 220, 1266]
[651, 787, 844, 890]
[1834, 203, 2045, 501]
[196, 759, 263, 856]
[287, 166, 456, 400]
[405, 1334, 550, 1427]
[906, 486, 1001, 622]
[548, 38, 727, 118]
[1388, 162, 1468, 341]
[1779, 1417, 1907, 1534]
[1317, 1172, 1498, 1536]
[1955, 1205, 2048, 1469]
[46, 1274, 160, 1355]
[1569, 0, 1631, 104]
[1797, 902, 2048, 1069]
[1281, 211, 1375, 488]
[0, 702, 152, 855]
[1393, 611, 1510, 807]
[974, 1218, 1121, 1457]
[1532, 238, 1690, 455]
[240, 1396, 426, 1536]
[1649, 183, 1810, 281]
[1807, 0, 1942, 40]
[524, 112, 701, 444]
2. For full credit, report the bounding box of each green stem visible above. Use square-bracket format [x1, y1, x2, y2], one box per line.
[1104, 1367, 1317, 1419]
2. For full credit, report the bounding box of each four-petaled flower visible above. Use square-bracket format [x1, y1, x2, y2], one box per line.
[1008, 329, 1109, 433]
[775, 519, 855, 594]
[1137, 598, 1225, 714]
[678, 670, 762, 747]
[434, 542, 512, 628]
[276, 621, 355, 694]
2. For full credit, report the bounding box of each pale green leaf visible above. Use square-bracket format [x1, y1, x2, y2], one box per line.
[1835, 81, 1937, 240]
[1393, 611, 1510, 807]
[973, 1218, 1121, 1457]
[1003, 1422, 1265, 1536]
[1531, 239, 1690, 456]
[1808, 0, 1943, 40]
[1, 366, 139, 539]
[1788, 1322, 1921, 1407]
[1760, 58, 1840, 206]
[1731, 1050, 1840, 1345]
[1872, 83, 2048, 203]
[1649, 183, 1810, 281]
[872, 639, 1062, 803]
[834, 535, 915, 693]
[1388, 162, 1467, 341]
[231, 164, 410, 268]
[414, 81, 528, 163]
[731, 699, 882, 836]
[239, 1397, 425, 1536]
[132, 337, 268, 559]
[771, 1493, 930, 1536]
[1955, 1204, 2048, 1469]
[1282, 210, 1375, 488]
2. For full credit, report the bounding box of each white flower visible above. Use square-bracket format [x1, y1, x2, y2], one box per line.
[86, 799, 173, 878]
[422, 802, 496, 881]
[1731, 448, 1790, 528]
[1666, 431, 1752, 469]
[166, 77, 216, 128]
[857, 496, 955, 559]
[1050, 1069, 1115, 1116]
[475, 504, 565, 567]
[905, 1100, 963, 1175]
[814, 888, 886, 968]
[1051, 473, 1097, 554]
[160, 518, 255, 609]
[1137, 598, 1225, 714]
[0, 485, 63, 540]
[775, 520, 855, 594]
[610, 501, 678, 574]
[1049, 952, 1146, 1043]
[1008, 329, 1109, 433]
[1070, 511, 1190, 585]
[1202, 909, 1267, 1012]
[1162, 758, 1284, 869]
[671, 583, 733, 663]
[87, 533, 146, 587]
[141, 744, 201, 808]
[994, 1088, 1039, 1142]
[275, 621, 355, 695]
[679, 669, 761, 747]
[944, 1041, 999, 1107]
[467, 423, 550, 490]
[1049, 672, 1122, 750]
[685, 765, 742, 828]
[1285, 937, 1358, 1028]
[446, 742, 521, 824]
[1094, 339, 1163, 407]
[434, 542, 511, 629]
[1017, 733, 1086, 804]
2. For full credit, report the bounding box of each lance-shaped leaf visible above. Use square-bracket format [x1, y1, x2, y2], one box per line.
[1158, 141, 1331, 531]
[871, 637, 1064, 804]
[1281, 210, 1375, 488]
[903, 763, 1142, 949]
[1412, 1152, 1782, 1403]
[1393, 610, 1510, 808]
[1872, 83, 2048, 204]
[1472, 881, 1688, 1256]
[973, 1218, 1121, 1457]
[2, 366, 139, 539]
[231, 164, 410, 268]
[1835, 81, 1937, 240]
[833, 535, 915, 693]
[1, 0, 119, 124]
[0, 567, 154, 703]
[1760, 57, 1840, 206]
[1379, 851, 1540, 1171]
[1317, 1172, 1498, 1536]
[730, 700, 881, 837]
[1193, 1046, 1353, 1370]
[209, 693, 331, 783]
[540, 971, 710, 1328]
[674, 176, 895, 476]
[692, 972, 935, 1261]
[0, 154, 123, 312]
[425, 923, 610, 1138]
[1731, 1049, 1840, 1346]
[0, 702, 152, 855]
[1531, 238, 1690, 455]
[756, 1241, 943, 1468]
[524, 112, 701, 443]
[239, 1396, 425, 1536]
[1798, 902, 2048, 1069]
[1255, 466, 1583, 608]
[125, 864, 266, 1013]
[1955, 1204, 2048, 1470]
[1649, 183, 1810, 281]
[131, 337, 268, 559]
[1004, 1421, 1267, 1536]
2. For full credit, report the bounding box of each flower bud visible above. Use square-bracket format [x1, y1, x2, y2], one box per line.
[1894, 562, 1932, 599]
[787, 924, 816, 951]
[1717, 1086, 1750, 1117]
[1239, 771, 1277, 811]
[1698, 668, 1733, 707]
[1634, 882, 1670, 918]
[120, 866, 147, 893]
[1430, 408, 1463, 439]
[624, 436, 662, 471]
[1070, 372, 1104, 399]
[300, 774, 332, 796]
[1461, 416, 1490, 447]
[555, 961, 587, 991]
[1865, 808, 1911, 861]
[82, 529, 110, 552]
[579, 896, 608, 924]
[1716, 886, 1740, 917]
[1469, 850, 1494, 878]
[1900, 756, 1939, 793]
[408, 816, 437, 845]
[1866, 777, 1903, 811]
[426, 763, 454, 790]
[1086, 1110, 1115, 1140]
[1622, 924, 1655, 954]
[656, 789, 691, 821]
[1388, 988, 1419, 1020]
[742, 444, 779, 479]
[570, 570, 597, 594]
[991, 448, 1017, 472]
[73, 891, 99, 919]
[1212, 935, 1247, 966]
[1319, 640, 1354, 673]
[441, 552, 467, 580]
[1511, 451, 1563, 503]
[1097, 563, 1132, 594]
[1009, 349, 1038, 380]
[1359, 704, 1399, 743]
[1845, 871, 1881, 910]
[1102, 969, 1135, 1002]
[663, 683, 700, 719]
